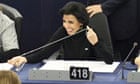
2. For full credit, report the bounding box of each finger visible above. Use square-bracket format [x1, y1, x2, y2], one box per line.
[86, 6, 95, 13]
[8, 60, 12, 64]
[15, 61, 22, 67]
[87, 10, 93, 14]
[86, 26, 92, 33]
[89, 12, 96, 18]
[86, 25, 90, 29]
[8, 59, 16, 65]
[86, 6, 92, 10]
[86, 26, 91, 30]
[17, 61, 24, 66]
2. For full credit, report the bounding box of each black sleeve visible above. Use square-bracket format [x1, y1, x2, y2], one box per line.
[101, 0, 130, 16]
[0, 49, 20, 62]
[25, 27, 66, 63]
[87, 0, 130, 16]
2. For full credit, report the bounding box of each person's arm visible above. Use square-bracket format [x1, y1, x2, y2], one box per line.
[8, 27, 66, 66]
[135, 56, 140, 72]
[25, 27, 66, 63]
[0, 13, 20, 62]
[86, 0, 130, 17]
[1, 21, 19, 52]
[101, 0, 130, 16]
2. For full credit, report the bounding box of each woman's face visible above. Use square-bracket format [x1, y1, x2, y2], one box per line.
[63, 14, 83, 36]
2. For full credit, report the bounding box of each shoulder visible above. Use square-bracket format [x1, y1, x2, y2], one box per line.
[0, 11, 14, 26]
[0, 11, 14, 31]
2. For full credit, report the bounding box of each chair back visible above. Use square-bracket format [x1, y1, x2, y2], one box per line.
[88, 13, 114, 63]
[0, 3, 23, 40]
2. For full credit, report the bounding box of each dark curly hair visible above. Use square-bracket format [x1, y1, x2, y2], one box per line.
[59, 1, 89, 28]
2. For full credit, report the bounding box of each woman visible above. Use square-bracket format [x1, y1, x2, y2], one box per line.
[8, 1, 113, 67]
[0, 70, 21, 84]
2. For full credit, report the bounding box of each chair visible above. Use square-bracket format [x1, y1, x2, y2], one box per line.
[88, 13, 114, 63]
[0, 3, 23, 62]
[0, 3, 23, 41]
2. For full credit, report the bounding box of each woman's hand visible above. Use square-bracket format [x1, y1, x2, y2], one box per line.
[86, 4, 102, 17]
[86, 26, 98, 46]
[8, 56, 27, 67]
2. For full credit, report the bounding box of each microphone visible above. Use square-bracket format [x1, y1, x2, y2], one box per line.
[123, 42, 138, 63]
[15, 63, 25, 72]
[21, 28, 87, 56]
[14, 28, 87, 71]
[121, 42, 138, 80]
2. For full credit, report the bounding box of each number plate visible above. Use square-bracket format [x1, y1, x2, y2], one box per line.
[70, 66, 90, 80]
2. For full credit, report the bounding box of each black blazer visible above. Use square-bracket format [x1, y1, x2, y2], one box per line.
[87, 0, 138, 40]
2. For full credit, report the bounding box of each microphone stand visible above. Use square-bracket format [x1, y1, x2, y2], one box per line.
[21, 28, 87, 56]
[121, 42, 138, 80]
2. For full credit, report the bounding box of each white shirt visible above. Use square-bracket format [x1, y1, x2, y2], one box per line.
[0, 11, 19, 52]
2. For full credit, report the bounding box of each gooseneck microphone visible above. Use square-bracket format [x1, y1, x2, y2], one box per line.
[21, 28, 87, 56]
[121, 42, 138, 80]
[15, 28, 87, 72]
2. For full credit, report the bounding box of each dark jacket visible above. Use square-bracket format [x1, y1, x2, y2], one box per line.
[25, 27, 113, 64]
[87, 0, 137, 40]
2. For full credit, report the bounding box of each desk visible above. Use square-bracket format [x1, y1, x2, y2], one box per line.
[17, 62, 138, 84]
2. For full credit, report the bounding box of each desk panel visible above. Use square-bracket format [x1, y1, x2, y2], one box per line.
[17, 63, 136, 84]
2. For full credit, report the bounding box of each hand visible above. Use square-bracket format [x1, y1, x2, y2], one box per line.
[86, 4, 103, 17]
[86, 26, 98, 45]
[135, 57, 140, 72]
[8, 56, 27, 67]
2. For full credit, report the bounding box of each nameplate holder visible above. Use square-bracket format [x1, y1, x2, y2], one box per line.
[127, 72, 140, 83]
[28, 67, 93, 81]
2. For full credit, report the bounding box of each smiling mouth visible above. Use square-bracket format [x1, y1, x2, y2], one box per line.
[66, 30, 74, 35]
[67, 29, 73, 33]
